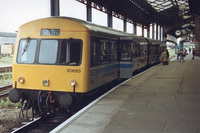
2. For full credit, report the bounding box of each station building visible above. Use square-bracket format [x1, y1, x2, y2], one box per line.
[0, 32, 17, 56]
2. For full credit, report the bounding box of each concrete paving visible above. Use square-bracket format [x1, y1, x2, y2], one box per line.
[59, 54, 200, 133]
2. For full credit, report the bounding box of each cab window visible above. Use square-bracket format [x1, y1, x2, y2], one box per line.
[17, 39, 37, 64]
[17, 39, 82, 66]
[39, 40, 58, 64]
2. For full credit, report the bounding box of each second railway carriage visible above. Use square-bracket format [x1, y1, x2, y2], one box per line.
[119, 35, 165, 78]
[9, 17, 166, 116]
[119, 35, 148, 78]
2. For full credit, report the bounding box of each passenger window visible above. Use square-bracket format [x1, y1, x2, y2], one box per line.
[140, 44, 147, 57]
[90, 38, 117, 66]
[121, 43, 132, 60]
[91, 41, 97, 66]
[60, 41, 82, 65]
[17, 39, 37, 64]
[110, 42, 117, 62]
[39, 40, 58, 64]
[101, 41, 110, 63]
[132, 43, 140, 58]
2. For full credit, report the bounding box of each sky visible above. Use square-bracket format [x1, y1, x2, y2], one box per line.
[0, 0, 130, 33]
[0, 0, 49, 32]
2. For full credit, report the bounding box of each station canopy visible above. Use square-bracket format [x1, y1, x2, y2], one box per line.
[77, 0, 197, 38]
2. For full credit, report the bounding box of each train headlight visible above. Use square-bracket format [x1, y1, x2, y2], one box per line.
[43, 80, 49, 86]
[70, 80, 76, 87]
[18, 77, 25, 84]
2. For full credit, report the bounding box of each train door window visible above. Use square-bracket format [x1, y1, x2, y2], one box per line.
[110, 41, 117, 62]
[138, 43, 141, 57]
[150, 44, 153, 55]
[90, 40, 98, 67]
[60, 40, 82, 65]
[140, 43, 147, 57]
[132, 42, 139, 58]
[100, 41, 110, 63]
[121, 43, 132, 60]
[155, 44, 159, 54]
[39, 40, 58, 64]
[137, 43, 141, 57]
[17, 39, 37, 64]
[151, 44, 156, 55]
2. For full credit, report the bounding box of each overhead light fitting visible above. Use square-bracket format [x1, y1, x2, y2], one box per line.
[183, 15, 191, 19]
[175, 30, 181, 36]
[179, 5, 186, 10]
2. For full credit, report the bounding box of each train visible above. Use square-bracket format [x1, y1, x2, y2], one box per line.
[9, 17, 166, 117]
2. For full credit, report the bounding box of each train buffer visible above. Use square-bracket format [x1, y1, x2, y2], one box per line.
[53, 53, 200, 133]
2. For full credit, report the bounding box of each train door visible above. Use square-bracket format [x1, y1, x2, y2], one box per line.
[147, 41, 150, 66]
[119, 40, 133, 78]
[155, 44, 160, 63]
[89, 37, 100, 90]
[139, 42, 148, 69]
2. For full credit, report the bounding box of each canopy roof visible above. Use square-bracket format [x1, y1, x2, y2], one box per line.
[77, 0, 196, 38]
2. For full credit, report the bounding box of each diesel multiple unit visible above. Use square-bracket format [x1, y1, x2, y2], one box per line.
[9, 17, 166, 116]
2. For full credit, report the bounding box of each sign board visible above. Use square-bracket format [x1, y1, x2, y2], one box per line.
[1, 44, 13, 54]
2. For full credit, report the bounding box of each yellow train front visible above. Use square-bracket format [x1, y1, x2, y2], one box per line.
[9, 17, 91, 115]
[9, 17, 122, 116]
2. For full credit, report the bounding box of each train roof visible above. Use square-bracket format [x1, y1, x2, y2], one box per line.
[51, 17, 147, 42]
[58, 17, 165, 44]
[55, 17, 131, 37]
[119, 36, 147, 43]
[148, 38, 166, 45]
[20, 17, 165, 45]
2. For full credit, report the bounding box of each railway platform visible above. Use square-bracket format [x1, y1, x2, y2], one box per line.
[54, 54, 200, 133]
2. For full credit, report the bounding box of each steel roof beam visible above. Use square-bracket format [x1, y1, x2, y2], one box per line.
[50, 0, 60, 16]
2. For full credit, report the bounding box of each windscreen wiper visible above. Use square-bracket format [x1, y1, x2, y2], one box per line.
[22, 37, 31, 56]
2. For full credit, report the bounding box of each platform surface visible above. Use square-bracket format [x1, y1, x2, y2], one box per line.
[60, 54, 200, 133]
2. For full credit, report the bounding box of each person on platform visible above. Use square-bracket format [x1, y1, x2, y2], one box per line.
[161, 49, 168, 65]
[183, 48, 187, 57]
[176, 47, 180, 60]
[166, 49, 169, 63]
[192, 48, 195, 59]
[179, 49, 185, 62]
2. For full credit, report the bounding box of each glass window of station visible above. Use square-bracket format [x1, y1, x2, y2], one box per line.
[17, 38, 82, 66]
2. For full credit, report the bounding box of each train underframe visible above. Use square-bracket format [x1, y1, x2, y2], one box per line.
[9, 89, 82, 119]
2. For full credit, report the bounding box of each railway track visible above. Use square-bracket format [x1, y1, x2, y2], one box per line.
[0, 66, 12, 98]
[12, 114, 71, 133]
[0, 85, 12, 98]
[0, 66, 12, 73]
